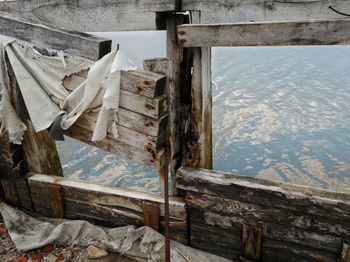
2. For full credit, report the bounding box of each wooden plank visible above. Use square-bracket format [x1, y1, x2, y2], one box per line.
[341, 243, 350, 262]
[2, 0, 349, 31]
[120, 70, 166, 98]
[182, 0, 350, 24]
[7, 62, 63, 176]
[28, 174, 188, 242]
[192, 208, 343, 254]
[1, 180, 20, 206]
[64, 125, 165, 168]
[28, 174, 187, 221]
[242, 224, 262, 260]
[0, 132, 15, 180]
[177, 167, 350, 222]
[0, 0, 159, 32]
[63, 72, 167, 118]
[143, 58, 170, 196]
[262, 239, 338, 262]
[166, 14, 193, 194]
[0, 11, 111, 60]
[144, 0, 179, 12]
[143, 201, 160, 230]
[177, 19, 350, 47]
[186, 191, 350, 241]
[183, 47, 212, 169]
[68, 112, 166, 153]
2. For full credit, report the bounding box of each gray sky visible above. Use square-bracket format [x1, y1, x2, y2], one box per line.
[91, 31, 166, 68]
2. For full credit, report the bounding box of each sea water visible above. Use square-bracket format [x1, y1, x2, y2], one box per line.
[56, 32, 350, 193]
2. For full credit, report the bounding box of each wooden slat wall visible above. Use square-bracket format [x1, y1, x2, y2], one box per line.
[0, 11, 111, 60]
[28, 174, 188, 244]
[177, 19, 350, 47]
[63, 64, 168, 169]
[177, 167, 350, 261]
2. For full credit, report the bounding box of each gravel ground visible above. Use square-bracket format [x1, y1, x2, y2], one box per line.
[0, 216, 135, 262]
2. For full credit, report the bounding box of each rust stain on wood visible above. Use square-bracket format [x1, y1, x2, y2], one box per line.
[143, 201, 160, 231]
[242, 224, 262, 261]
[48, 184, 64, 218]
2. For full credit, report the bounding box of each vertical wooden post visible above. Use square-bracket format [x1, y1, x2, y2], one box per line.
[165, 13, 192, 194]
[183, 47, 213, 169]
[7, 59, 63, 176]
[181, 11, 213, 170]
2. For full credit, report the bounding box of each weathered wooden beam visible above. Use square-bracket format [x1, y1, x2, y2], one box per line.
[0, 0, 159, 32]
[7, 61, 63, 176]
[143, 58, 170, 196]
[183, 47, 212, 169]
[166, 14, 192, 194]
[1, 0, 349, 32]
[242, 224, 262, 261]
[64, 125, 165, 168]
[262, 239, 338, 262]
[63, 70, 167, 117]
[177, 167, 350, 222]
[28, 174, 188, 244]
[67, 112, 166, 153]
[182, 0, 350, 24]
[0, 11, 111, 60]
[177, 19, 350, 47]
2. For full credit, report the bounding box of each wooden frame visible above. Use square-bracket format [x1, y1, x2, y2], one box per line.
[1, 1, 350, 262]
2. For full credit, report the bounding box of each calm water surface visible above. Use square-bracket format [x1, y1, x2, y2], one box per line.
[57, 40, 350, 193]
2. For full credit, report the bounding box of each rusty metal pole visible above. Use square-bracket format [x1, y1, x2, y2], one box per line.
[163, 145, 171, 262]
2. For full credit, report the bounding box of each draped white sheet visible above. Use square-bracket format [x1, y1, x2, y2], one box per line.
[0, 40, 137, 143]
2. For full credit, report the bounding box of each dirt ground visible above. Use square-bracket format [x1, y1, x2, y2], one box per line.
[0, 216, 135, 262]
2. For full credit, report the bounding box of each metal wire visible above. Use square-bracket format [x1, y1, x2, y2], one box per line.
[329, 4, 350, 17]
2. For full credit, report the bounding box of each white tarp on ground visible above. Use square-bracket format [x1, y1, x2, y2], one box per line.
[0, 202, 231, 262]
[0, 40, 137, 143]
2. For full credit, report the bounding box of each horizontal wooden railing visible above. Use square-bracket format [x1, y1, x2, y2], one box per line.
[177, 167, 350, 261]
[177, 19, 350, 47]
[27, 173, 188, 244]
[1, 0, 350, 32]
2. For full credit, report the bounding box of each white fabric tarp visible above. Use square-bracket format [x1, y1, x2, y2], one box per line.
[0, 40, 137, 143]
[0, 202, 231, 262]
[0, 39, 27, 144]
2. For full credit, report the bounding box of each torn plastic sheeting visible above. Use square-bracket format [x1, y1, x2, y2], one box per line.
[0, 202, 232, 262]
[3, 41, 137, 143]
